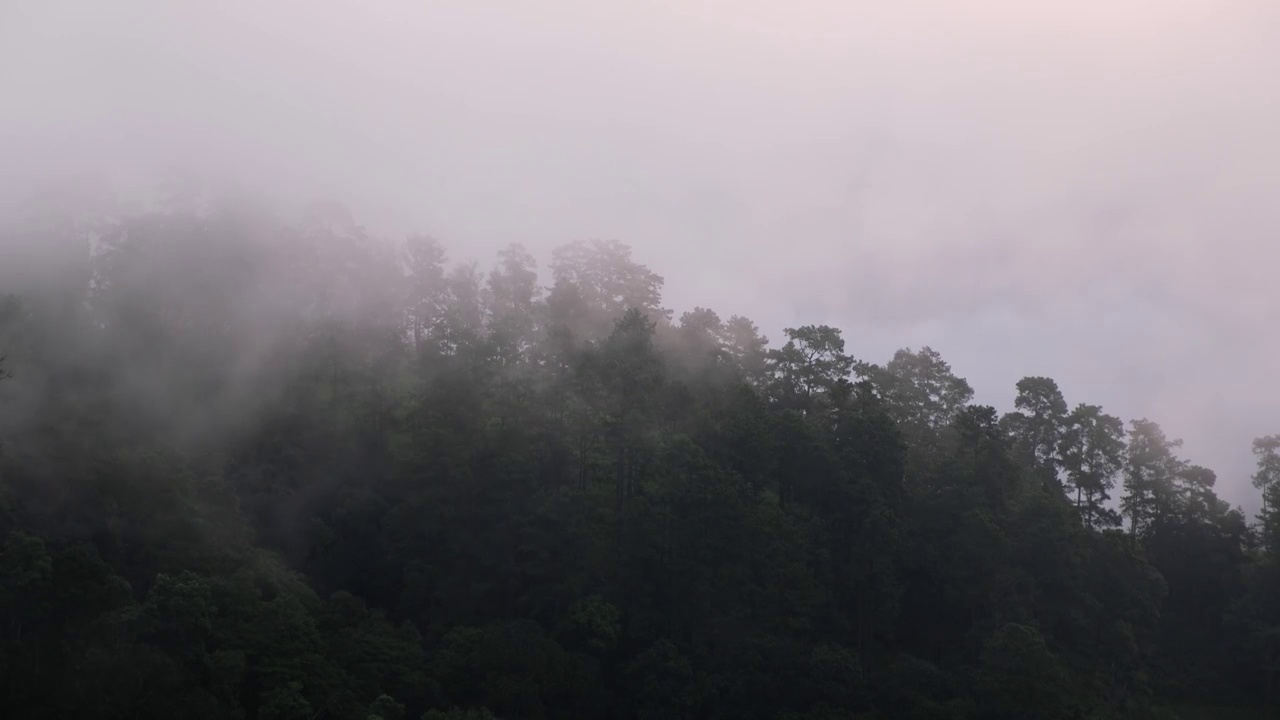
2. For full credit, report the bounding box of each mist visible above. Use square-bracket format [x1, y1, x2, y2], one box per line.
[6, 3, 1280, 717]
[7, 1, 1278, 509]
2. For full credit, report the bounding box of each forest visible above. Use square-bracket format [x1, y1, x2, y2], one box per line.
[0, 191, 1277, 720]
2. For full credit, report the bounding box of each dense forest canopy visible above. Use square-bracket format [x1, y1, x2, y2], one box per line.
[1, 192, 1278, 720]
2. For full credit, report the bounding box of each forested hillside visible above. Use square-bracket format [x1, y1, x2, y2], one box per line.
[1, 196, 1277, 719]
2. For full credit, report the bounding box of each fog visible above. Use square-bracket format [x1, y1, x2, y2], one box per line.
[3, 0, 1279, 509]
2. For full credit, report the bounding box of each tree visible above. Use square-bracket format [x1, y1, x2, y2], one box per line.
[720, 314, 769, 386]
[1002, 376, 1068, 483]
[485, 243, 540, 365]
[404, 234, 448, 352]
[673, 306, 727, 375]
[1, 193, 1274, 718]
[978, 624, 1071, 719]
[1122, 419, 1185, 539]
[549, 239, 669, 336]
[1253, 436, 1280, 555]
[767, 325, 855, 414]
[436, 262, 485, 357]
[622, 639, 696, 720]
[422, 708, 496, 720]
[862, 346, 973, 482]
[1059, 404, 1126, 529]
[599, 308, 664, 509]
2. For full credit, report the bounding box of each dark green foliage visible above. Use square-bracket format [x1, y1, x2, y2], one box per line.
[0, 198, 1274, 719]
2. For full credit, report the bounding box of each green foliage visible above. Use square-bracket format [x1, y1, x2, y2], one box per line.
[0, 198, 1274, 719]
[421, 708, 496, 720]
[560, 595, 621, 654]
[369, 694, 407, 720]
[977, 623, 1071, 719]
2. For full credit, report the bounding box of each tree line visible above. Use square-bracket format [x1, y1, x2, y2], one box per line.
[0, 195, 1277, 719]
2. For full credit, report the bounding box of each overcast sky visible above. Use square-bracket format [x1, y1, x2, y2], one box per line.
[3, 0, 1279, 509]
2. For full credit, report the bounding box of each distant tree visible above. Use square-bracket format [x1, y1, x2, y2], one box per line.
[1059, 404, 1126, 529]
[674, 306, 727, 372]
[768, 325, 855, 413]
[1253, 435, 1280, 555]
[0, 194, 1271, 718]
[436, 261, 485, 357]
[598, 308, 663, 508]
[485, 243, 540, 364]
[861, 346, 973, 480]
[550, 239, 669, 334]
[1122, 419, 1186, 539]
[404, 233, 448, 351]
[721, 314, 770, 386]
[1003, 376, 1068, 483]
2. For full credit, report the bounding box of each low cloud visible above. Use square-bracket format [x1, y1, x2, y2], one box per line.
[2, 0, 1278, 507]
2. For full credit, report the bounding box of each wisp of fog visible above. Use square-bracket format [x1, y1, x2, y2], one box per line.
[4, 1, 1279, 503]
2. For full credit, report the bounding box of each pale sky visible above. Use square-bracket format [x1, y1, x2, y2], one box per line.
[3, 1, 1279, 510]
